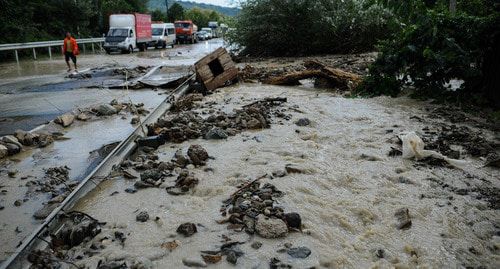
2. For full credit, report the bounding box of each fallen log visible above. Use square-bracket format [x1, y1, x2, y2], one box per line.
[262, 60, 361, 90]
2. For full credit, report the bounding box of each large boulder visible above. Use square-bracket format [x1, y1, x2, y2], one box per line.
[255, 214, 288, 238]
[1, 135, 22, 148]
[187, 145, 209, 165]
[54, 114, 75, 127]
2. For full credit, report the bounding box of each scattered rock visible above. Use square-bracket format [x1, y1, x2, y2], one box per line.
[287, 247, 311, 258]
[395, 208, 412, 230]
[269, 257, 291, 269]
[76, 113, 89, 121]
[205, 127, 228, 140]
[285, 164, 306, 174]
[2, 135, 22, 148]
[8, 169, 18, 178]
[251, 241, 262, 249]
[284, 212, 302, 230]
[187, 145, 209, 165]
[295, 118, 310, 126]
[177, 222, 197, 237]
[182, 257, 207, 267]
[3, 142, 21, 155]
[54, 114, 75, 127]
[255, 215, 288, 238]
[161, 240, 180, 251]
[131, 116, 140, 124]
[95, 104, 118, 116]
[136, 211, 149, 222]
[272, 169, 287, 178]
[14, 199, 22, 206]
[226, 251, 238, 264]
[202, 254, 222, 264]
[0, 144, 8, 158]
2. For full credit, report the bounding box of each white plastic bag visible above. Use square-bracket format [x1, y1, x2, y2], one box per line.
[399, 131, 467, 168]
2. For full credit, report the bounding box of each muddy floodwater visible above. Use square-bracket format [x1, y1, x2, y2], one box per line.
[68, 84, 499, 268]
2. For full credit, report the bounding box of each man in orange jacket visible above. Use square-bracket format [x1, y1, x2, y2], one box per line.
[63, 32, 79, 72]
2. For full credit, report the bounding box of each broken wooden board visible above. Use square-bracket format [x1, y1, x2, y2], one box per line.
[194, 47, 238, 91]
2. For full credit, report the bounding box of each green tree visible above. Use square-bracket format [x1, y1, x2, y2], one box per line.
[151, 9, 167, 22]
[167, 2, 185, 22]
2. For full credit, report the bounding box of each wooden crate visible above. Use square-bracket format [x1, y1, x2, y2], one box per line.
[194, 47, 238, 91]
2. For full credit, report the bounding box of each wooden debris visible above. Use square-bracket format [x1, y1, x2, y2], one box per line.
[195, 47, 239, 91]
[263, 60, 362, 90]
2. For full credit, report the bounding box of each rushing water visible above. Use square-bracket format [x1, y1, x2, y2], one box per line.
[68, 84, 499, 268]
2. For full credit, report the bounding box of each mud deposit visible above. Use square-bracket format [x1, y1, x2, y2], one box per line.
[24, 83, 496, 268]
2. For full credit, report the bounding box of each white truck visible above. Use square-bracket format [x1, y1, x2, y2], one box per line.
[104, 13, 152, 54]
[151, 22, 176, 49]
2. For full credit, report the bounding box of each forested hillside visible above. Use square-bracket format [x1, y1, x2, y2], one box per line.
[148, 0, 240, 16]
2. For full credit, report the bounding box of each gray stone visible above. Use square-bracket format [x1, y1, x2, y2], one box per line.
[226, 251, 238, 264]
[182, 257, 207, 267]
[54, 114, 75, 127]
[131, 257, 153, 269]
[96, 104, 118, 116]
[136, 211, 149, 222]
[395, 208, 412, 230]
[287, 247, 311, 258]
[205, 127, 228, 140]
[3, 142, 21, 155]
[284, 212, 302, 229]
[76, 113, 89, 121]
[255, 214, 288, 238]
[295, 118, 310, 126]
[251, 241, 262, 249]
[177, 222, 197, 237]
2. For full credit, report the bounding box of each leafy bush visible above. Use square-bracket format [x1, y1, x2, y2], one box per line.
[358, 9, 500, 107]
[229, 0, 395, 56]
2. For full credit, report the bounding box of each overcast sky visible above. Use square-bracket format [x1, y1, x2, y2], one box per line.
[184, 0, 236, 7]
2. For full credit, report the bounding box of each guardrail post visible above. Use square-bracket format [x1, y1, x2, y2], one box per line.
[32, 48, 37, 60]
[82, 43, 86, 54]
[48, 46, 52, 60]
[91, 42, 95, 54]
[14, 50, 19, 63]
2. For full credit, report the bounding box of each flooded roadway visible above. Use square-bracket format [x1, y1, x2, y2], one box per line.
[0, 39, 223, 263]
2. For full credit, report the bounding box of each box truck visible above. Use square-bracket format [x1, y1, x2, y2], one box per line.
[104, 13, 152, 54]
[174, 20, 198, 44]
[152, 22, 176, 49]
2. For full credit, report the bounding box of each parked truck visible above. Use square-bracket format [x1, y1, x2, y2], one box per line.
[151, 22, 176, 49]
[208, 21, 219, 38]
[104, 13, 152, 54]
[174, 20, 198, 44]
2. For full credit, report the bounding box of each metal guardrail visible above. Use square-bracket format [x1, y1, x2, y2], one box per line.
[0, 38, 105, 63]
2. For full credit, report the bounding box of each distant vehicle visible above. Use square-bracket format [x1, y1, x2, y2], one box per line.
[151, 22, 176, 49]
[208, 21, 219, 38]
[201, 28, 213, 39]
[174, 20, 198, 44]
[196, 31, 208, 41]
[104, 13, 152, 54]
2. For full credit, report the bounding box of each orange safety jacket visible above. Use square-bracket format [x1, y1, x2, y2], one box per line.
[62, 37, 79, 55]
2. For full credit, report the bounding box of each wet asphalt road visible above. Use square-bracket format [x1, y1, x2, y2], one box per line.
[0, 38, 225, 135]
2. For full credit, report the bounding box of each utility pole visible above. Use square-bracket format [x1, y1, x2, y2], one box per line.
[165, 0, 169, 18]
[449, 0, 456, 14]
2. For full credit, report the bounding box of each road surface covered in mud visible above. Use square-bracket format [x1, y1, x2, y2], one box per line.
[59, 83, 499, 268]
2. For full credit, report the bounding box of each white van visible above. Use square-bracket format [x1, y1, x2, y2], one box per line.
[201, 28, 213, 39]
[151, 23, 176, 49]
